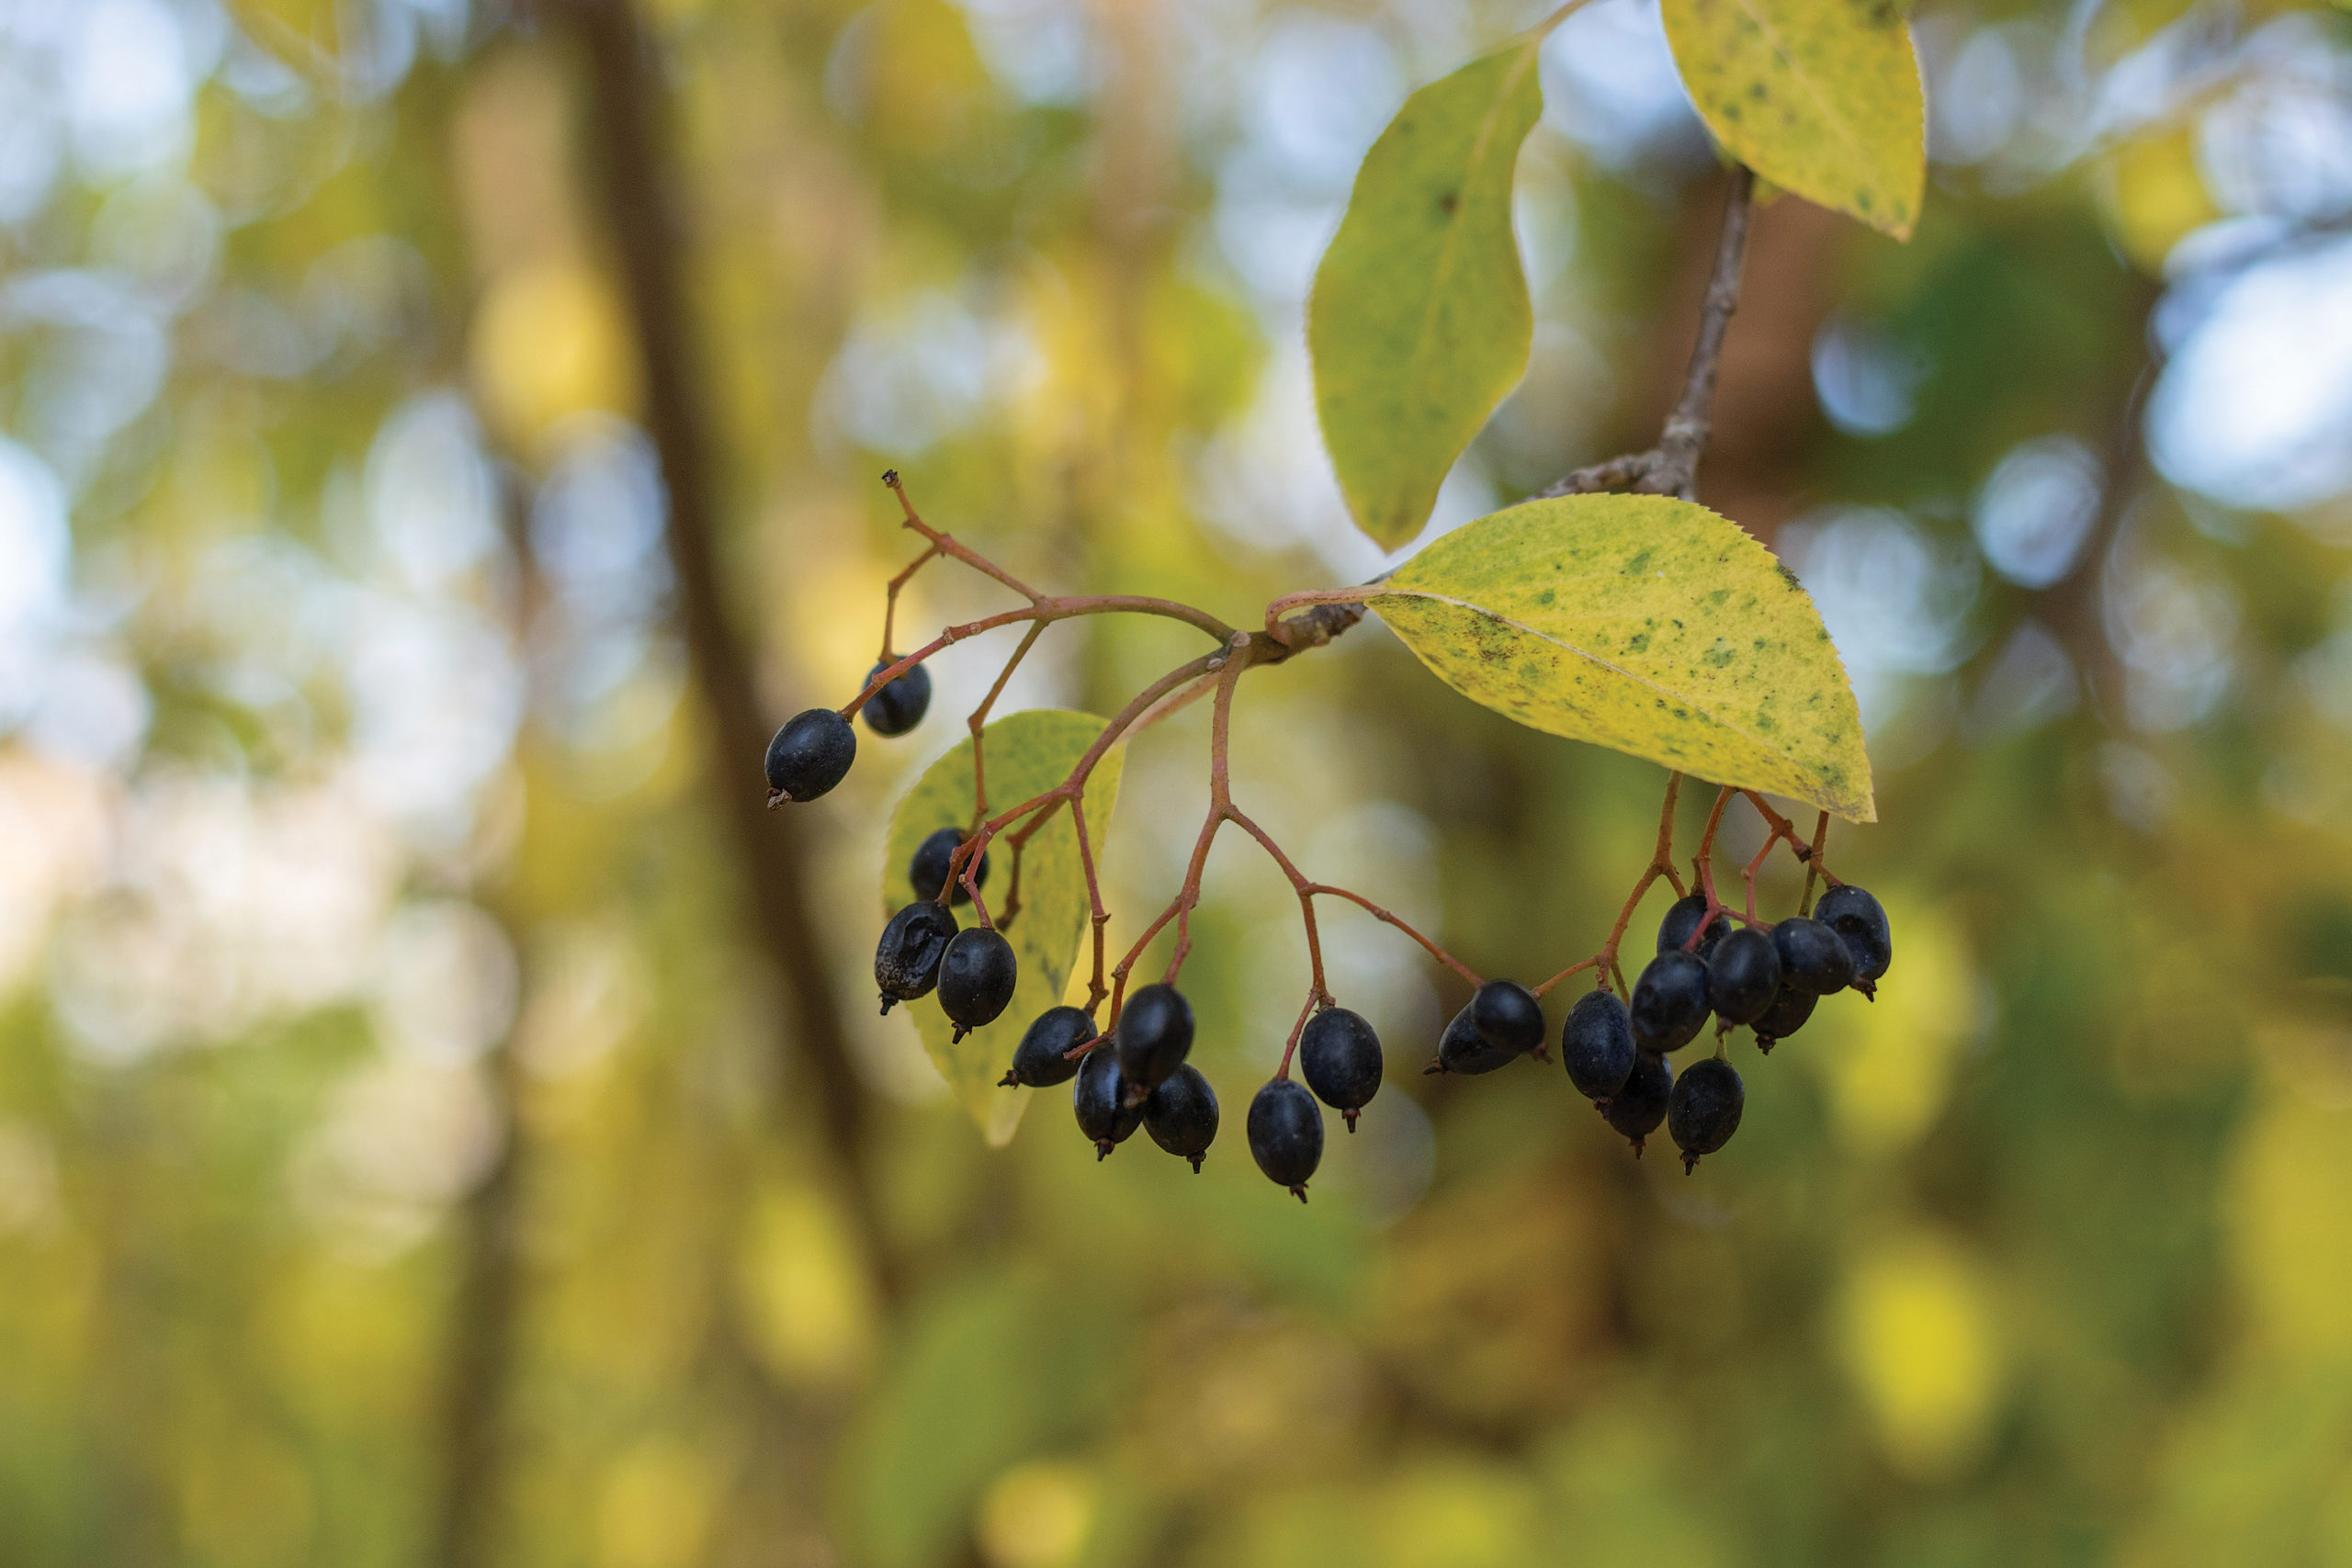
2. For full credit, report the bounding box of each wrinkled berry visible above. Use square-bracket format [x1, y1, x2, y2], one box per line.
[937, 928, 1017, 1042]
[1706, 927, 1782, 1026]
[1630, 950, 1711, 1054]
[764, 708, 855, 803]
[910, 827, 990, 906]
[874, 900, 957, 1013]
[1299, 1007, 1383, 1130]
[1657, 894, 1729, 957]
[1074, 1047, 1144, 1156]
[1562, 987, 1636, 1103]
[1001, 1005, 1093, 1088]
[1114, 984, 1194, 1106]
[861, 657, 932, 737]
[1604, 1052, 1673, 1156]
[1751, 986, 1815, 1053]
[1144, 1065, 1219, 1171]
[1668, 1055, 1744, 1173]
[1771, 916, 1855, 996]
[1471, 979, 1545, 1057]
[1428, 1003, 1521, 1076]
[1247, 1077, 1324, 1201]
[1815, 885, 1892, 993]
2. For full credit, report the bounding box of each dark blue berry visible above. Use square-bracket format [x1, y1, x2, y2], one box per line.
[1706, 927, 1782, 1026]
[1001, 1005, 1093, 1088]
[1144, 1065, 1219, 1171]
[1751, 986, 1815, 1053]
[910, 827, 990, 906]
[1771, 916, 1855, 996]
[1114, 984, 1194, 1106]
[1815, 885, 1892, 993]
[1630, 950, 1711, 1053]
[1428, 1003, 1521, 1076]
[1471, 979, 1545, 1057]
[1074, 1047, 1144, 1156]
[937, 927, 1017, 1042]
[1657, 894, 1729, 957]
[874, 900, 957, 1013]
[1246, 1077, 1323, 1201]
[861, 658, 932, 737]
[1668, 1055, 1744, 1173]
[1298, 1007, 1383, 1130]
[1604, 1052, 1672, 1156]
[1562, 987, 1636, 1103]
[764, 708, 855, 803]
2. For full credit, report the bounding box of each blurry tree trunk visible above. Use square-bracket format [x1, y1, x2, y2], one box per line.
[557, 0, 899, 1306]
[435, 1034, 526, 1568]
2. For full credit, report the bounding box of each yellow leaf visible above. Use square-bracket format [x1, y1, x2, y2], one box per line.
[881, 711, 1125, 1137]
[1308, 39, 1544, 548]
[1368, 494, 1874, 820]
[1662, 0, 1926, 240]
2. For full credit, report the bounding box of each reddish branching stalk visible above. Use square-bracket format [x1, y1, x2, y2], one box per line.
[1532, 771, 1688, 999]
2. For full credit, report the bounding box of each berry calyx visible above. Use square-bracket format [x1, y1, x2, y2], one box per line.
[910, 827, 990, 906]
[1144, 1065, 1219, 1171]
[1471, 979, 1545, 1058]
[861, 657, 932, 737]
[1562, 987, 1636, 1103]
[1815, 885, 1892, 995]
[1113, 983, 1194, 1107]
[1750, 986, 1815, 1054]
[1298, 1006, 1383, 1130]
[764, 708, 856, 804]
[1630, 950, 1711, 1054]
[937, 927, 1017, 1042]
[1603, 1051, 1672, 1156]
[1073, 1047, 1144, 1157]
[874, 900, 957, 1014]
[1428, 1003, 1521, 1075]
[1705, 927, 1782, 1026]
[1668, 1055, 1745, 1173]
[1770, 916, 1855, 996]
[1001, 1005, 1094, 1088]
[1246, 1077, 1324, 1201]
[1657, 893, 1729, 957]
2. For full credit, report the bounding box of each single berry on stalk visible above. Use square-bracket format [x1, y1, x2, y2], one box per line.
[1247, 1078, 1324, 1201]
[764, 708, 856, 804]
[1630, 950, 1711, 1053]
[1815, 885, 1892, 994]
[1114, 984, 1194, 1106]
[1657, 894, 1729, 958]
[860, 657, 932, 737]
[1603, 1052, 1673, 1156]
[874, 900, 957, 1013]
[1074, 1047, 1144, 1157]
[1771, 916, 1855, 996]
[1751, 986, 1815, 1054]
[1144, 1065, 1219, 1171]
[937, 928, 1017, 1042]
[1001, 1005, 1093, 1088]
[1298, 1007, 1383, 1130]
[1562, 988, 1636, 1103]
[1668, 1056, 1745, 1173]
[1706, 927, 1782, 1026]
[1471, 979, 1546, 1057]
[910, 827, 990, 906]
[1428, 1003, 1521, 1076]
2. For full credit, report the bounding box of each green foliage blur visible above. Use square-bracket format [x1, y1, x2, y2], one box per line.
[3, 0, 2351, 1565]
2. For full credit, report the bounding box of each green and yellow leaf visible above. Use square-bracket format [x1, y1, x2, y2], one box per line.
[882, 710, 1125, 1140]
[1661, 0, 1926, 240]
[1369, 494, 1874, 820]
[1308, 38, 1545, 549]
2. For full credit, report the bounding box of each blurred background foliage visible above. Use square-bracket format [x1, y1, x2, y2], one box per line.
[3, 0, 2352, 1564]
